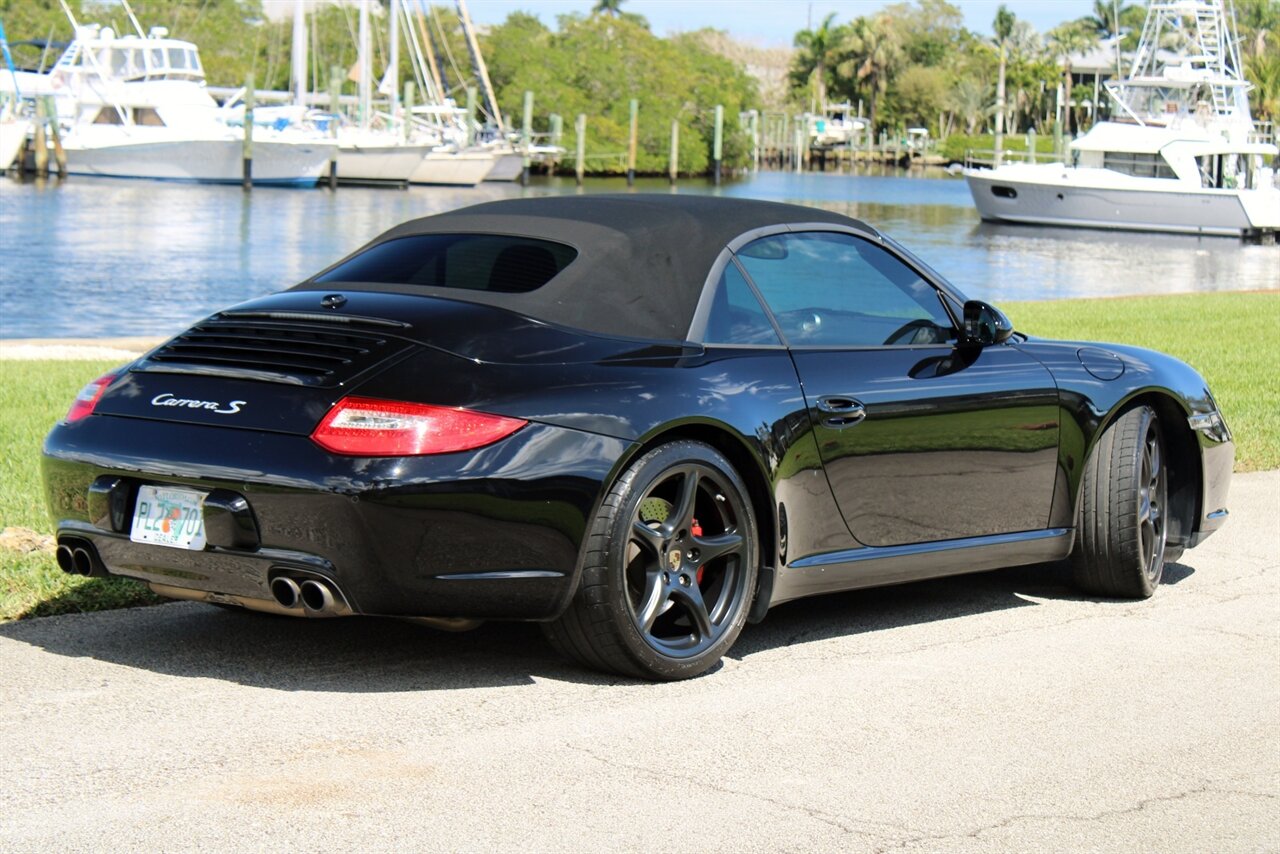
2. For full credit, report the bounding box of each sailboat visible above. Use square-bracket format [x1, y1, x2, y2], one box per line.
[964, 0, 1279, 239]
[403, 0, 496, 186]
[328, 0, 433, 186]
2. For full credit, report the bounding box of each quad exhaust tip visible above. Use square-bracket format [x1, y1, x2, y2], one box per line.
[269, 573, 345, 616]
[269, 576, 301, 609]
[299, 578, 336, 614]
[55, 537, 106, 577]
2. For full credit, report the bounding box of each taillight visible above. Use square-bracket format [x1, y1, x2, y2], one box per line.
[65, 373, 117, 423]
[311, 396, 527, 456]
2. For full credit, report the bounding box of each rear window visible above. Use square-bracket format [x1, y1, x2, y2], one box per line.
[314, 234, 578, 293]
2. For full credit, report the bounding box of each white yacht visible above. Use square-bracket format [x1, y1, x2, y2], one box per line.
[965, 0, 1279, 238]
[40, 24, 334, 185]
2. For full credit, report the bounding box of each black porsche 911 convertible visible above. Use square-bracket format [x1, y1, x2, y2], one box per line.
[43, 194, 1233, 680]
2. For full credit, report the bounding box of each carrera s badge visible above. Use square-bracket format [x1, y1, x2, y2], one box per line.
[150, 393, 246, 415]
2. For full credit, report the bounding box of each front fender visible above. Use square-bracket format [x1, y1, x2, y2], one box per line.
[1017, 339, 1233, 549]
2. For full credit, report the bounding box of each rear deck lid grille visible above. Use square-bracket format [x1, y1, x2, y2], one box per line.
[136, 311, 416, 387]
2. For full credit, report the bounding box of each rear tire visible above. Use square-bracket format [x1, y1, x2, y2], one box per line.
[543, 440, 758, 680]
[1071, 405, 1168, 598]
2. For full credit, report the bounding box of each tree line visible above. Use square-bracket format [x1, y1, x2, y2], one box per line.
[2, 0, 1276, 173]
[789, 0, 1280, 140]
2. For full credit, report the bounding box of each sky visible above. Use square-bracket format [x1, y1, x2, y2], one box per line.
[258, 1, 1100, 47]
[457, 0, 1100, 47]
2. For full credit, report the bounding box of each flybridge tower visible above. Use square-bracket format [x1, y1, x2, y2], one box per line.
[1108, 0, 1254, 129]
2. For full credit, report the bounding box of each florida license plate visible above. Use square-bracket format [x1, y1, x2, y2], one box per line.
[130, 485, 208, 550]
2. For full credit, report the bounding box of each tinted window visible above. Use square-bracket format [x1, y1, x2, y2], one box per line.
[314, 234, 578, 293]
[703, 262, 780, 345]
[736, 232, 954, 347]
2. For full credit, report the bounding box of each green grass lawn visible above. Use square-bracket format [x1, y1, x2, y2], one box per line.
[1, 291, 1276, 621]
[0, 360, 161, 620]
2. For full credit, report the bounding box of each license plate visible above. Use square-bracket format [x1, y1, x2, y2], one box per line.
[130, 485, 208, 550]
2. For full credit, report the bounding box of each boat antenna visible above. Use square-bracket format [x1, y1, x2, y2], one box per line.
[119, 0, 147, 40]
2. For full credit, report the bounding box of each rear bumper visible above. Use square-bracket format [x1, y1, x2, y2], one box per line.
[43, 414, 630, 620]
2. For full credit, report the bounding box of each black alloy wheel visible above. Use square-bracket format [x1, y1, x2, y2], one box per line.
[1072, 404, 1169, 598]
[544, 441, 759, 680]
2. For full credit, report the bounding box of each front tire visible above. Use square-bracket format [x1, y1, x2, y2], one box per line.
[544, 440, 759, 680]
[1072, 405, 1168, 598]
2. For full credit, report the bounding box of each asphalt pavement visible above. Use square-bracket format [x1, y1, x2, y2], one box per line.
[1, 471, 1276, 853]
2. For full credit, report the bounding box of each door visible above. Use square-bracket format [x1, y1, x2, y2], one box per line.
[734, 230, 1060, 548]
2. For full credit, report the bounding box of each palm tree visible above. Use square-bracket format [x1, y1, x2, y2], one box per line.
[1244, 42, 1280, 124]
[792, 13, 842, 114]
[1082, 0, 1138, 39]
[950, 77, 991, 135]
[993, 5, 1015, 162]
[1048, 22, 1098, 134]
[592, 0, 624, 17]
[844, 15, 902, 137]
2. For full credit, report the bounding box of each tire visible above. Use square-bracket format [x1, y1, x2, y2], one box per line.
[1071, 405, 1169, 598]
[543, 440, 759, 680]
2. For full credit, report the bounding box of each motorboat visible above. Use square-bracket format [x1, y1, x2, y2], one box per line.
[965, 0, 1279, 238]
[38, 23, 333, 185]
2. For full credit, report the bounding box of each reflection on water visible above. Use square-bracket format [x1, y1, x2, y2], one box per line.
[0, 171, 1276, 339]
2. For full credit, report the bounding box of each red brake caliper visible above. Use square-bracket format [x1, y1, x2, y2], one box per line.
[691, 519, 704, 584]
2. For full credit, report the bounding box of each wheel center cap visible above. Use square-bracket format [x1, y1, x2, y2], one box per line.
[667, 550, 682, 572]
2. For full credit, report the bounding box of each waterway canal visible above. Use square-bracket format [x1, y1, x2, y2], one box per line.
[1, 170, 1276, 339]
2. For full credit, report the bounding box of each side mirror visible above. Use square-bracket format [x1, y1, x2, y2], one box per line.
[962, 300, 1014, 346]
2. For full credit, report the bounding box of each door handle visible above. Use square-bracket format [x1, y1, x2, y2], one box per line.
[817, 397, 866, 427]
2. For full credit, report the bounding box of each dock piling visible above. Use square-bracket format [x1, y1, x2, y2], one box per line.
[712, 104, 723, 185]
[574, 113, 586, 186]
[403, 81, 415, 143]
[669, 119, 679, 184]
[33, 99, 48, 177]
[627, 99, 638, 187]
[242, 73, 254, 191]
[328, 66, 341, 189]
[43, 96, 66, 177]
[521, 90, 533, 186]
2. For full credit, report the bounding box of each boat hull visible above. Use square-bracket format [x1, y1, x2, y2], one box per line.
[409, 151, 495, 186]
[335, 144, 428, 185]
[965, 169, 1258, 237]
[0, 119, 30, 171]
[483, 152, 525, 182]
[61, 137, 333, 186]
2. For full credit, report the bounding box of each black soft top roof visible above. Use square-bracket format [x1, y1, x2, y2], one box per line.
[296, 194, 874, 341]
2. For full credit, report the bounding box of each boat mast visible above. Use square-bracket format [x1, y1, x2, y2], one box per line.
[455, 0, 504, 134]
[358, 0, 371, 129]
[291, 0, 307, 108]
[388, 0, 399, 128]
[413, 0, 446, 105]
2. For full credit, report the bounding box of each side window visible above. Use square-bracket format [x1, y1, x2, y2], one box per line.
[735, 232, 955, 347]
[703, 262, 781, 346]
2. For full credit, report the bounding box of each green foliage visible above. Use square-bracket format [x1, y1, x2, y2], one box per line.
[0, 360, 161, 621]
[938, 131, 1056, 161]
[884, 64, 948, 130]
[482, 13, 758, 175]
